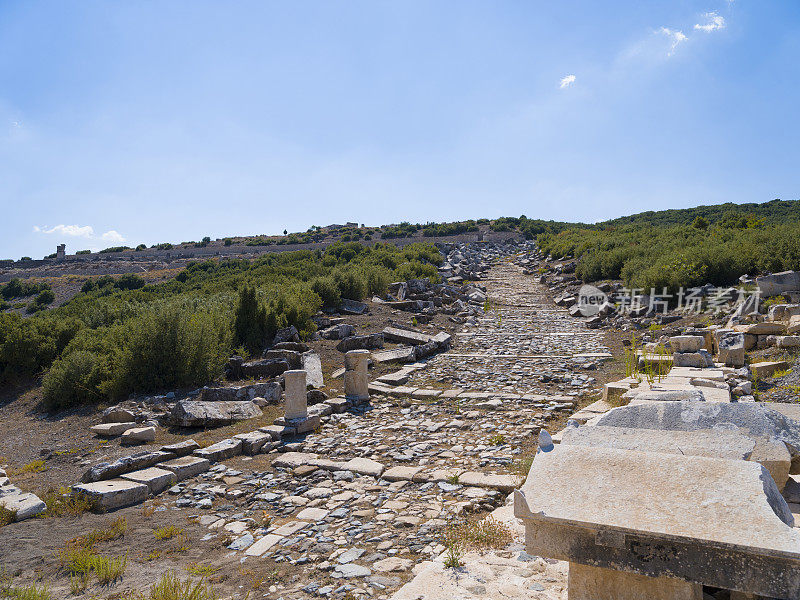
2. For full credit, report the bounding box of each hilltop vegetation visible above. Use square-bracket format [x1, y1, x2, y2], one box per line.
[535, 199, 800, 291]
[0, 242, 442, 409]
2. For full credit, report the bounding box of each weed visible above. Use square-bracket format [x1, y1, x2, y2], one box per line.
[443, 542, 463, 569]
[144, 571, 218, 600]
[445, 474, 460, 485]
[771, 369, 792, 379]
[9, 460, 47, 476]
[69, 574, 87, 595]
[445, 516, 514, 552]
[0, 583, 51, 600]
[0, 506, 16, 527]
[94, 554, 127, 585]
[488, 433, 506, 446]
[71, 517, 127, 547]
[146, 550, 163, 562]
[185, 564, 219, 578]
[508, 453, 534, 481]
[41, 487, 94, 518]
[154, 525, 183, 540]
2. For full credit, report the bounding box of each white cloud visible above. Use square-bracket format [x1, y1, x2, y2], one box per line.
[33, 224, 94, 237]
[33, 224, 126, 246]
[559, 74, 576, 89]
[101, 230, 125, 243]
[694, 12, 725, 32]
[658, 27, 688, 55]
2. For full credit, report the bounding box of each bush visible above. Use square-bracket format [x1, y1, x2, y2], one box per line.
[233, 287, 268, 354]
[35, 289, 56, 305]
[115, 274, 145, 291]
[334, 268, 368, 301]
[42, 351, 107, 410]
[310, 276, 341, 309]
[107, 303, 229, 398]
[76, 249, 91, 255]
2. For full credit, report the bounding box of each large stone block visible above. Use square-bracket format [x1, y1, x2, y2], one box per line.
[0, 492, 46, 521]
[751, 360, 791, 379]
[336, 333, 384, 352]
[171, 400, 262, 428]
[120, 467, 176, 495]
[193, 438, 242, 462]
[73, 479, 149, 510]
[768, 304, 800, 322]
[756, 270, 800, 298]
[90, 422, 137, 437]
[718, 332, 746, 367]
[672, 351, 714, 368]
[301, 352, 324, 388]
[514, 444, 800, 597]
[382, 327, 432, 346]
[568, 562, 702, 600]
[669, 336, 704, 353]
[157, 456, 211, 481]
[234, 431, 273, 455]
[562, 424, 789, 489]
[734, 322, 788, 336]
[81, 450, 175, 483]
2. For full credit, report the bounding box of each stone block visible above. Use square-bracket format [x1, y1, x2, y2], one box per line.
[777, 336, 800, 349]
[0, 492, 46, 521]
[90, 422, 137, 437]
[602, 381, 632, 405]
[172, 400, 262, 428]
[371, 347, 417, 364]
[157, 456, 211, 481]
[751, 360, 791, 379]
[768, 304, 800, 322]
[382, 465, 424, 481]
[458, 471, 519, 493]
[342, 457, 385, 477]
[718, 332, 746, 367]
[789, 315, 800, 335]
[245, 534, 283, 556]
[568, 562, 702, 600]
[562, 424, 789, 489]
[193, 438, 242, 462]
[81, 450, 175, 483]
[102, 407, 136, 423]
[672, 351, 714, 368]
[121, 426, 155, 445]
[382, 327, 432, 346]
[756, 270, 800, 298]
[669, 336, 704, 353]
[234, 431, 273, 455]
[324, 397, 350, 413]
[301, 351, 324, 388]
[734, 322, 788, 336]
[514, 444, 800, 597]
[258, 424, 288, 440]
[160, 439, 200, 456]
[336, 333, 384, 352]
[120, 467, 176, 494]
[73, 479, 149, 510]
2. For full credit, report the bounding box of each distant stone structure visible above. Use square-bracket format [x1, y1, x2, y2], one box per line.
[56, 244, 66, 260]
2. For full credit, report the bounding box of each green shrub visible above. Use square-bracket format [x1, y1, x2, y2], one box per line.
[76, 249, 91, 255]
[42, 351, 108, 410]
[310, 276, 341, 309]
[334, 268, 367, 301]
[108, 303, 228, 397]
[115, 274, 145, 290]
[233, 287, 268, 354]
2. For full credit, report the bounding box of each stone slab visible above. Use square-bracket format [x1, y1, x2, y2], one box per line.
[514, 445, 800, 596]
[90, 422, 137, 437]
[371, 347, 417, 364]
[562, 425, 789, 489]
[120, 467, 176, 495]
[245, 534, 283, 557]
[157, 456, 211, 481]
[272, 452, 345, 472]
[458, 471, 519, 493]
[193, 438, 243, 462]
[0, 492, 46, 521]
[342, 457, 385, 477]
[301, 351, 324, 388]
[161, 439, 200, 456]
[234, 431, 272, 455]
[382, 466, 424, 481]
[81, 450, 175, 483]
[382, 327, 432, 346]
[73, 479, 149, 510]
[751, 361, 791, 378]
[172, 400, 262, 428]
[121, 426, 155, 444]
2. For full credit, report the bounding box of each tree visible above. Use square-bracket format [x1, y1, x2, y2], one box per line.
[233, 286, 268, 354]
[692, 216, 709, 230]
[283, 229, 288, 236]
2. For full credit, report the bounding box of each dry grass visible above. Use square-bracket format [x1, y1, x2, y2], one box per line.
[0, 506, 16, 527]
[154, 525, 184, 540]
[140, 572, 218, 600]
[444, 516, 514, 552]
[41, 487, 94, 518]
[59, 517, 129, 589]
[9, 460, 47, 476]
[185, 564, 219, 578]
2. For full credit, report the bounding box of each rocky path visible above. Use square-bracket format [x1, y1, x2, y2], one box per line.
[410, 258, 610, 395]
[153, 255, 612, 600]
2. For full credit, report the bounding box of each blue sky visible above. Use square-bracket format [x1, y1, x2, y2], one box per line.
[1, 1, 799, 259]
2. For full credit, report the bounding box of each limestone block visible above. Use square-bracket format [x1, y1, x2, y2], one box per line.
[193, 438, 242, 462]
[172, 400, 262, 428]
[0, 492, 46, 521]
[514, 445, 800, 597]
[157, 456, 210, 481]
[734, 322, 788, 336]
[342, 457, 385, 477]
[120, 467, 176, 495]
[382, 466, 424, 481]
[458, 471, 519, 493]
[777, 336, 800, 349]
[382, 327, 432, 346]
[301, 352, 324, 388]
[568, 562, 702, 600]
[669, 336, 704, 353]
[73, 479, 149, 510]
[751, 361, 790, 378]
[789, 315, 800, 335]
[90, 422, 137, 437]
[672, 351, 714, 368]
[756, 270, 800, 298]
[160, 439, 200, 457]
[81, 450, 175, 483]
[718, 332, 746, 367]
[234, 431, 272, 455]
[121, 426, 155, 445]
[283, 369, 308, 420]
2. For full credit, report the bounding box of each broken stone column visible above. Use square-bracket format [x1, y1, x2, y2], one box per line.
[718, 332, 746, 367]
[344, 349, 369, 402]
[284, 370, 308, 420]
